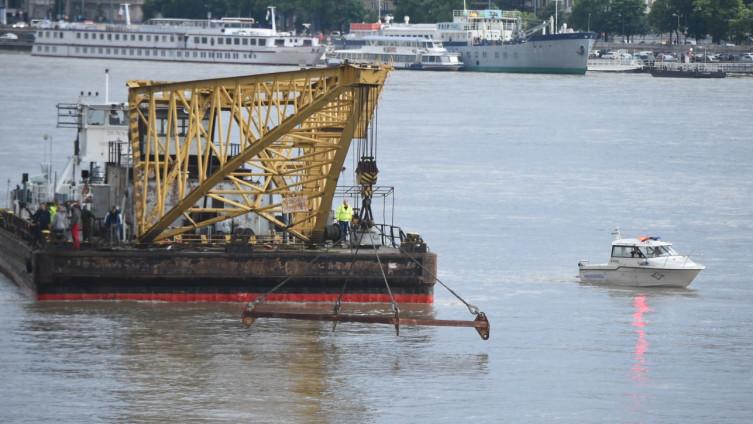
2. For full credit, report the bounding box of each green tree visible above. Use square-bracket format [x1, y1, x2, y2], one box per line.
[393, 0, 466, 23]
[729, 3, 753, 43]
[142, 0, 366, 33]
[648, 0, 674, 42]
[610, 0, 648, 41]
[570, 0, 611, 38]
[693, 0, 743, 42]
[569, 0, 646, 41]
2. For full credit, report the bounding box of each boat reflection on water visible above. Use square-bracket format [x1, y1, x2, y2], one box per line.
[631, 295, 650, 384]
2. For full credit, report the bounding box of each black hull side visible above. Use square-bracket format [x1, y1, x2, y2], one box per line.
[0, 227, 436, 303]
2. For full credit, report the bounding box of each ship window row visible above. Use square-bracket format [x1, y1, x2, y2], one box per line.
[67, 31, 176, 43]
[40, 31, 310, 48]
[194, 36, 268, 47]
[35, 45, 58, 52]
[68, 46, 252, 60]
[38, 31, 64, 38]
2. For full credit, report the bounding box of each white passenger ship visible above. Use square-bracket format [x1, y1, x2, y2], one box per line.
[31, 6, 324, 67]
[327, 35, 462, 71]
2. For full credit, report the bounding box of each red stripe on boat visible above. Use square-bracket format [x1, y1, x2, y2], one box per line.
[36, 292, 434, 303]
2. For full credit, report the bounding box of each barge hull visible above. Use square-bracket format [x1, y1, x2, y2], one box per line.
[1, 227, 435, 303]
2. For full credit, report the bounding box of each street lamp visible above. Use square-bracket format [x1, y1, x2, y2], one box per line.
[554, 0, 560, 34]
[672, 13, 680, 45]
[588, 13, 591, 33]
[43, 134, 53, 198]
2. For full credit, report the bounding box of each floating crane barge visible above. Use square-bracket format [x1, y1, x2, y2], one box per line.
[0, 65, 488, 338]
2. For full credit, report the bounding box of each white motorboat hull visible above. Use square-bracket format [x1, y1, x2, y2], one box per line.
[578, 265, 703, 288]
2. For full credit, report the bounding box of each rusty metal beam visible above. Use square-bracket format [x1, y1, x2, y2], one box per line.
[242, 309, 491, 340]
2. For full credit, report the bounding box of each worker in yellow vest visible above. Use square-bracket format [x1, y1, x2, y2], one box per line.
[336, 199, 353, 245]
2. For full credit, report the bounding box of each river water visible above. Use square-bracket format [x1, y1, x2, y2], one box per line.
[1, 53, 753, 423]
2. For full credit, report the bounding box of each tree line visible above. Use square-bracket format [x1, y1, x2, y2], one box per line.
[142, 0, 370, 33]
[569, 0, 753, 44]
[142, 0, 753, 44]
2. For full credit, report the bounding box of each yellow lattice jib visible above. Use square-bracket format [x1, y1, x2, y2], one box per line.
[127, 65, 390, 244]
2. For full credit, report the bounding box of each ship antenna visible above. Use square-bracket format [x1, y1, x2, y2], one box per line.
[105, 69, 110, 104]
[611, 227, 621, 240]
[267, 6, 277, 34]
[120, 3, 131, 26]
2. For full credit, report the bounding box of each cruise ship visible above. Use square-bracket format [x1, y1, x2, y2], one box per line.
[338, 9, 596, 74]
[326, 35, 462, 71]
[31, 6, 325, 67]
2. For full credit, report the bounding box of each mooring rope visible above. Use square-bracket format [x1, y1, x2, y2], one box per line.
[372, 226, 481, 317]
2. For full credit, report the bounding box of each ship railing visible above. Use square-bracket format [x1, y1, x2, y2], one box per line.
[358, 223, 405, 248]
[154, 222, 405, 249]
[452, 9, 521, 20]
[57, 103, 82, 128]
[163, 232, 309, 249]
[0, 209, 35, 245]
[108, 140, 133, 167]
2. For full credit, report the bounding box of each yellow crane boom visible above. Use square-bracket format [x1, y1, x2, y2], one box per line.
[127, 65, 390, 244]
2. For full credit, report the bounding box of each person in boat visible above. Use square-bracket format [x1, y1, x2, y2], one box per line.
[51, 203, 67, 242]
[630, 247, 644, 258]
[70, 202, 82, 249]
[104, 206, 122, 243]
[336, 199, 353, 245]
[49, 202, 58, 227]
[31, 203, 50, 246]
[81, 204, 94, 243]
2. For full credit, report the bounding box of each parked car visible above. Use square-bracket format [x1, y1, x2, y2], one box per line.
[692, 53, 718, 63]
[11, 21, 28, 28]
[634, 51, 655, 66]
[656, 53, 676, 62]
[0, 33, 19, 40]
[30, 19, 54, 29]
[716, 53, 736, 62]
[740, 53, 753, 62]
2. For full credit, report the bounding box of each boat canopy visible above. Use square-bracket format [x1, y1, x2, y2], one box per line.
[611, 237, 671, 247]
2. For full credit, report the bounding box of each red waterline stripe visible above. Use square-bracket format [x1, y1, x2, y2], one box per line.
[37, 292, 434, 304]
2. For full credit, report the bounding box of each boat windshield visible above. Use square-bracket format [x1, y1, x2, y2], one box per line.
[640, 245, 679, 257]
[612, 245, 679, 258]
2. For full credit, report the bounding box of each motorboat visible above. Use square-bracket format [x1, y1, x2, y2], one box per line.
[578, 231, 704, 288]
[326, 35, 462, 71]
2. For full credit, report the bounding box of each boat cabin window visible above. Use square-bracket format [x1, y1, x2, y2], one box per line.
[612, 245, 678, 258]
[86, 109, 106, 126]
[611, 246, 645, 258]
[258, 39, 266, 46]
[275, 39, 285, 47]
[303, 39, 312, 47]
[643, 246, 678, 257]
[249, 38, 257, 46]
[108, 109, 125, 125]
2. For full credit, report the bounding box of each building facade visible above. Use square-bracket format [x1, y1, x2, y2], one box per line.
[17, 0, 144, 23]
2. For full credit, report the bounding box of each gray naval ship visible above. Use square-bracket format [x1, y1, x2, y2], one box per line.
[338, 8, 596, 75]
